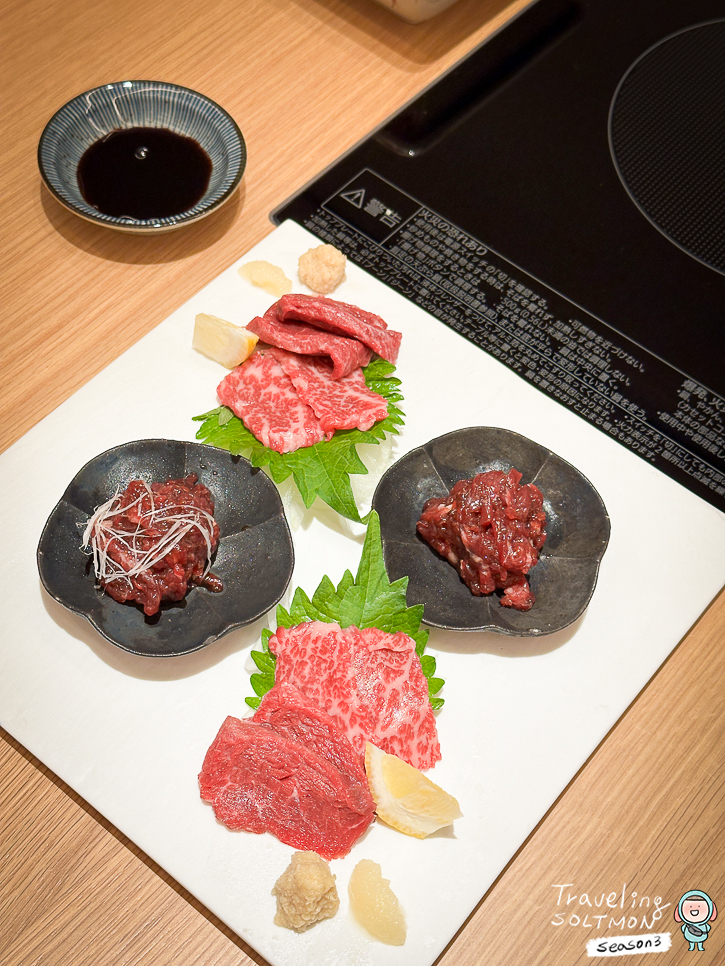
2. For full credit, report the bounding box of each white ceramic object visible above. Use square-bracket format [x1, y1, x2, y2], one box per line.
[369, 0, 462, 24]
[1, 220, 724, 966]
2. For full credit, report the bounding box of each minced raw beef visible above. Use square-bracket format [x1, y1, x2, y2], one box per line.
[247, 306, 371, 379]
[217, 350, 332, 452]
[268, 347, 388, 433]
[198, 689, 375, 859]
[416, 468, 547, 611]
[277, 294, 402, 364]
[84, 474, 221, 616]
[268, 621, 441, 771]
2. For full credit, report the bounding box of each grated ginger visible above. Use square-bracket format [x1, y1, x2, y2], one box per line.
[272, 851, 340, 932]
[298, 244, 346, 294]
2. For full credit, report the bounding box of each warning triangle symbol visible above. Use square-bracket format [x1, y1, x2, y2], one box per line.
[340, 188, 365, 209]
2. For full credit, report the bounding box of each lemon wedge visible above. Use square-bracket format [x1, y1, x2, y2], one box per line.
[364, 742, 462, 838]
[192, 313, 258, 368]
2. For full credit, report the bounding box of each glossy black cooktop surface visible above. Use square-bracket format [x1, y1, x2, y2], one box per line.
[275, 0, 725, 512]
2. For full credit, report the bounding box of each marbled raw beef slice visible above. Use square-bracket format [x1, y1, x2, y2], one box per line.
[247, 306, 371, 379]
[354, 627, 441, 770]
[268, 621, 441, 770]
[217, 351, 331, 453]
[269, 622, 360, 735]
[198, 715, 373, 859]
[268, 347, 388, 432]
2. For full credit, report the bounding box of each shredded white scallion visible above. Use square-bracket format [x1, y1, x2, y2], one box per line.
[81, 480, 217, 586]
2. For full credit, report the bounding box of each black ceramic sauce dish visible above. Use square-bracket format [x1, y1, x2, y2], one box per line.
[37, 440, 294, 656]
[372, 427, 610, 635]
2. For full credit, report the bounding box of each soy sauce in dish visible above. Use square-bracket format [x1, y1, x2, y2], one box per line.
[77, 127, 212, 220]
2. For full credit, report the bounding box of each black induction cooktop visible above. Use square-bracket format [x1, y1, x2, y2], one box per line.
[274, 0, 725, 513]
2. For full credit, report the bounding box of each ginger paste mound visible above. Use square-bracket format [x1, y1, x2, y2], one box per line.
[272, 851, 340, 932]
[298, 244, 346, 294]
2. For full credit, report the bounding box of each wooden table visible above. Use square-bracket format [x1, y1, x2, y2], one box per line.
[2, 1, 723, 963]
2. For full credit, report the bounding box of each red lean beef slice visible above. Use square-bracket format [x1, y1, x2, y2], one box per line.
[276, 294, 402, 365]
[279, 293, 389, 330]
[268, 621, 441, 771]
[217, 350, 331, 453]
[247, 306, 371, 379]
[198, 714, 374, 860]
[267, 347, 388, 433]
[252, 682, 374, 815]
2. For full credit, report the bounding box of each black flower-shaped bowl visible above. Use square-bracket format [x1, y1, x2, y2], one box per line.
[37, 440, 294, 656]
[372, 427, 610, 636]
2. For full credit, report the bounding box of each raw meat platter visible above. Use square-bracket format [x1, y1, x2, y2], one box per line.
[1, 220, 724, 966]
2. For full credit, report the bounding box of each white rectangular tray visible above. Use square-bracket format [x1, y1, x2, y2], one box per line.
[1, 220, 724, 966]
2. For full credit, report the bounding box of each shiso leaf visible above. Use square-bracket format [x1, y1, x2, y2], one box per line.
[244, 511, 443, 711]
[192, 358, 404, 522]
[245, 630, 275, 709]
[420, 654, 436, 677]
[250, 649, 275, 673]
[336, 570, 355, 597]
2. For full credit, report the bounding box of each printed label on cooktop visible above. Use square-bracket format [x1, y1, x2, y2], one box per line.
[301, 169, 725, 513]
[324, 170, 421, 244]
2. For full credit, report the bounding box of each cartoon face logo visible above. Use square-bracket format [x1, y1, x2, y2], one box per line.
[682, 899, 710, 922]
[675, 891, 717, 951]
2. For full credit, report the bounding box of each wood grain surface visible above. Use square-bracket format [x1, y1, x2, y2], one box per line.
[1, 1, 723, 964]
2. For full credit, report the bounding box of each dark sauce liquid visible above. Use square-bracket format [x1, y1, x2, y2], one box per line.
[77, 127, 212, 220]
